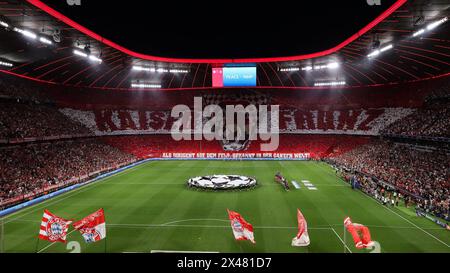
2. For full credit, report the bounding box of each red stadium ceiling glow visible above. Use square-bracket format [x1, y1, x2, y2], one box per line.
[26, 0, 407, 64]
[1, 68, 448, 92]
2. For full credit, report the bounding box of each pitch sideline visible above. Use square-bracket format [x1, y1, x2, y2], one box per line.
[334, 173, 450, 249]
[2, 161, 152, 223]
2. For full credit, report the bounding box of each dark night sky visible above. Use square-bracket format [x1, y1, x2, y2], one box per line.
[41, 0, 398, 59]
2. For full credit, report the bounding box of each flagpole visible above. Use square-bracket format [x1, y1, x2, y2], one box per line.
[343, 223, 346, 254]
[35, 237, 40, 253]
[0, 217, 4, 253]
[104, 210, 107, 253]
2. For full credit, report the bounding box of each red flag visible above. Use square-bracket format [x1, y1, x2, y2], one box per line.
[73, 208, 106, 243]
[39, 210, 72, 243]
[344, 217, 374, 249]
[292, 209, 310, 246]
[227, 209, 255, 244]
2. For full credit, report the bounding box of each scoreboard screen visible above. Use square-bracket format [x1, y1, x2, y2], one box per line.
[212, 66, 257, 87]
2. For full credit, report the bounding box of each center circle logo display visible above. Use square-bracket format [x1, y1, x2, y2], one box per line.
[187, 175, 257, 190]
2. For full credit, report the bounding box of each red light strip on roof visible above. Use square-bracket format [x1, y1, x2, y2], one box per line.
[1, 69, 449, 91]
[0, 69, 56, 84]
[28, 0, 406, 63]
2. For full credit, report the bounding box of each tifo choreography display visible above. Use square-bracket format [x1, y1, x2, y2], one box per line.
[0, 0, 449, 257]
[187, 175, 257, 190]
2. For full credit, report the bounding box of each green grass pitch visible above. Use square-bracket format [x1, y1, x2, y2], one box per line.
[1, 160, 449, 253]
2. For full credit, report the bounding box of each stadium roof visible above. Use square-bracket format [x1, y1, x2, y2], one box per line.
[0, 0, 449, 90]
[15, 0, 401, 60]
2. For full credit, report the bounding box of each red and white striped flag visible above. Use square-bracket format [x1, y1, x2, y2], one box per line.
[39, 210, 72, 243]
[73, 208, 106, 243]
[292, 209, 310, 246]
[227, 209, 255, 244]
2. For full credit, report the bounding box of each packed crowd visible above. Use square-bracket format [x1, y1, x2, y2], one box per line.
[0, 76, 94, 142]
[0, 139, 136, 206]
[0, 76, 51, 104]
[425, 81, 450, 102]
[382, 99, 450, 138]
[329, 140, 450, 219]
[1, 74, 449, 141]
[0, 74, 448, 216]
[0, 100, 92, 140]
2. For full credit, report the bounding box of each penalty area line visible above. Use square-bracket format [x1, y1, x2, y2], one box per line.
[37, 229, 78, 253]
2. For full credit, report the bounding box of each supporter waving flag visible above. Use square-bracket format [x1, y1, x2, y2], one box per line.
[39, 210, 72, 243]
[292, 209, 310, 247]
[73, 208, 106, 243]
[227, 209, 255, 244]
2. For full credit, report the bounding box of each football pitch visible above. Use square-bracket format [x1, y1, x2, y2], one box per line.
[1, 160, 449, 253]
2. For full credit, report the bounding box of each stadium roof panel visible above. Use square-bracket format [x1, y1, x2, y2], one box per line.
[26, 0, 400, 60]
[23, 0, 407, 63]
[0, 0, 448, 89]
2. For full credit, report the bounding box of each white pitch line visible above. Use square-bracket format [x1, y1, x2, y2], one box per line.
[12, 219, 447, 231]
[160, 218, 229, 226]
[336, 173, 450, 248]
[106, 223, 333, 230]
[332, 224, 445, 230]
[331, 228, 353, 253]
[377, 203, 449, 248]
[36, 224, 332, 252]
[150, 250, 219, 253]
[37, 229, 77, 253]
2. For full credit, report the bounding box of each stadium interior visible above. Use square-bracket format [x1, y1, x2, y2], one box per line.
[0, 0, 448, 256]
